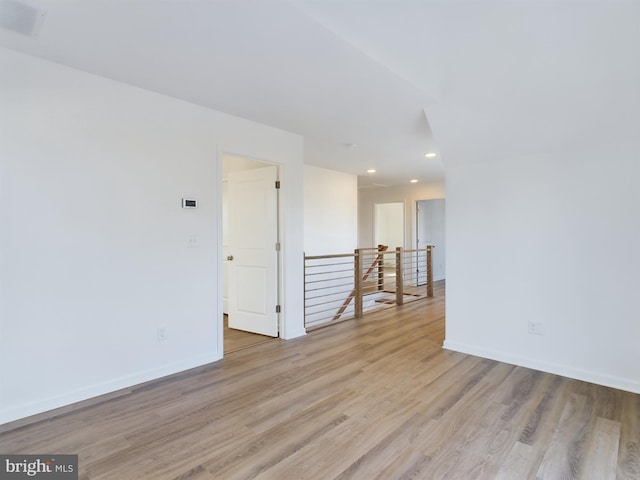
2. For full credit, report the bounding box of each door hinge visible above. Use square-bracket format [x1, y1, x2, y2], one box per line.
[276, 305, 281, 313]
[275, 242, 281, 251]
[275, 180, 281, 189]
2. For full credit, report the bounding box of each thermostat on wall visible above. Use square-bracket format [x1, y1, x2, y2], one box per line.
[182, 198, 197, 209]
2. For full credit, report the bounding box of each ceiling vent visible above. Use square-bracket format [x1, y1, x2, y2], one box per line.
[0, 0, 46, 37]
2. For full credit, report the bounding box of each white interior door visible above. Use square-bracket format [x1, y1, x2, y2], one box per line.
[227, 165, 279, 337]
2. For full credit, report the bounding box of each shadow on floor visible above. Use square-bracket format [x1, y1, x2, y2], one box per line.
[224, 315, 275, 353]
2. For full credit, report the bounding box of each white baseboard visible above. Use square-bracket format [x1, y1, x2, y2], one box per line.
[282, 328, 307, 340]
[0, 352, 221, 426]
[443, 340, 640, 394]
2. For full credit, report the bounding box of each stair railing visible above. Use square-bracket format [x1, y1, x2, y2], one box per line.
[304, 245, 434, 330]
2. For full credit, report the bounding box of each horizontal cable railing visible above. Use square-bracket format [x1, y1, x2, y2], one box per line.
[304, 245, 433, 330]
[304, 253, 356, 329]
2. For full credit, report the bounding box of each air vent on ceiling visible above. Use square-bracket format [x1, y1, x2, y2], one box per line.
[0, 0, 46, 37]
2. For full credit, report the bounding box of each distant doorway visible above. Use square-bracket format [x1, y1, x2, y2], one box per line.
[374, 202, 404, 249]
[374, 202, 404, 289]
[416, 199, 446, 281]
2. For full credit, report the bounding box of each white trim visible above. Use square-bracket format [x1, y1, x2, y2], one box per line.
[443, 340, 640, 394]
[215, 145, 225, 357]
[217, 150, 306, 344]
[281, 328, 307, 340]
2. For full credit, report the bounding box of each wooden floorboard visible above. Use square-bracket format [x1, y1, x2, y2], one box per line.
[224, 315, 274, 353]
[1, 281, 639, 479]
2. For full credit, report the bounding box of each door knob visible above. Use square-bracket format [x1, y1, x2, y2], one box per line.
[227, 255, 234, 261]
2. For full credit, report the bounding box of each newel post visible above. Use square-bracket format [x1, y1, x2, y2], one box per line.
[377, 244, 385, 291]
[395, 247, 404, 305]
[426, 245, 434, 298]
[354, 248, 363, 318]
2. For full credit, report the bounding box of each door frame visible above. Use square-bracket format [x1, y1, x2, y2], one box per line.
[374, 201, 405, 249]
[415, 198, 446, 282]
[216, 148, 283, 356]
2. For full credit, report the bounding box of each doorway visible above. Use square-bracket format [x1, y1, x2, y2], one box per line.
[374, 201, 404, 289]
[416, 199, 446, 282]
[222, 155, 280, 353]
[375, 202, 404, 249]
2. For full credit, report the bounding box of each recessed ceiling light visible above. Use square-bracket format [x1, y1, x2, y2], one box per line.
[410, 179, 418, 183]
[367, 169, 376, 174]
[347, 143, 358, 149]
[424, 152, 437, 158]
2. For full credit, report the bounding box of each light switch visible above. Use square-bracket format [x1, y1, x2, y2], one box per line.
[182, 198, 197, 208]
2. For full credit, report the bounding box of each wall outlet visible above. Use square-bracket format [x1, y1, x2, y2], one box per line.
[157, 327, 167, 342]
[187, 235, 199, 248]
[528, 321, 544, 336]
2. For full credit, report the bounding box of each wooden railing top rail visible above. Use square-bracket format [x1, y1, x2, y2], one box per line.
[308, 245, 429, 262]
[306, 246, 433, 261]
[402, 246, 433, 253]
[305, 253, 355, 261]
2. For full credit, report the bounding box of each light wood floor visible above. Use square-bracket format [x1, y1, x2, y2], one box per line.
[224, 315, 274, 353]
[1, 281, 639, 479]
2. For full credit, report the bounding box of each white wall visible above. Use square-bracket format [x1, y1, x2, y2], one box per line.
[358, 181, 445, 248]
[303, 165, 357, 255]
[0, 48, 304, 425]
[444, 142, 640, 393]
[302, 165, 357, 328]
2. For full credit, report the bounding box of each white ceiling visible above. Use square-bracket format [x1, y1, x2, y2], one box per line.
[2, 0, 639, 188]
